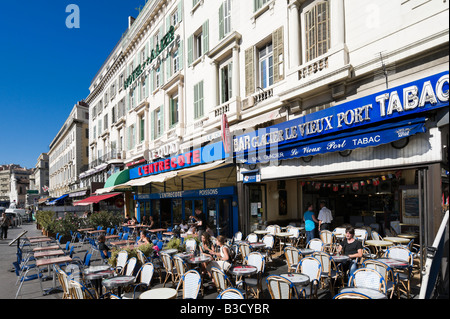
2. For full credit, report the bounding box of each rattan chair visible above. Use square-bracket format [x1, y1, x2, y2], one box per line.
[161, 252, 176, 287]
[313, 251, 344, 295]
[333, 291, 372, 299]
[284, 246, 302, 273]
[348, 268, 387, 295]
[362, 259, 398, 299]
[176, 269, 202, 299]
[320, 230, 337, 253]
[217, 287, 245, 299]
[384, 246, 413, 298]
[295, 256, 322, 299]
[266, 275, 305, 299]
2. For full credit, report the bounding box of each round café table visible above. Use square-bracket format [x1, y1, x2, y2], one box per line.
[139, 288, 178, 299]
[249, 242, 266, 251]
[376, 258, 410, 270]
[339, 287, 387, 299]
[275, 232, 293, 254]
[161, 248, 178, 255]
[299, 248, 314, 256]
[187, 255, 212, 265]
[365, 240, 394, 257]
[397, 233, 417, 239]
[383, 237, 411, 245]
[280, 273, 310, 287]
[84, 265, 114, 297]
[254, 230, 269, 241]
[228, 265, 257, 297]
[102, 276, 135, 297]
[331, 254, 350, 264]
[174, 252, 194, 260]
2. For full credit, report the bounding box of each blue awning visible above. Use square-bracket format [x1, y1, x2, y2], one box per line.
[48, 194, 69, 205]
[244, 117, 427, 163]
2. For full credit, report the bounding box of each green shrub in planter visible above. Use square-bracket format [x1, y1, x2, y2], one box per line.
[108, 243, 154, 267]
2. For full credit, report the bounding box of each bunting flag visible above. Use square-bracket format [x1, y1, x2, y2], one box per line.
[352, 182, 360, 191]
[333, 184, 339, 192]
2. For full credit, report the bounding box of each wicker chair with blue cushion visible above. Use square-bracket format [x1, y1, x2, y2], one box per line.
[295, 256, 322, 299]
[176, 269, 202, 299]
[348, 268, 387, 295]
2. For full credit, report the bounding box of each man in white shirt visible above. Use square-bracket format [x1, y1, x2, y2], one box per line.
[318, 200, 333, 231]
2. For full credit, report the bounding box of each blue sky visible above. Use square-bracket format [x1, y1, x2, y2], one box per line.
[0, 0, 146, 169]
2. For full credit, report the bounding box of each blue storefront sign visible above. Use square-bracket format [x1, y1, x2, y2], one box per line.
[234, 71, 449, 162]
[129, 141, 229, 180]
[135, 186, 236, 201]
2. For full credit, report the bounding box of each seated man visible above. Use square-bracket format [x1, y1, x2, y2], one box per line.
[335, 226, 363, 278]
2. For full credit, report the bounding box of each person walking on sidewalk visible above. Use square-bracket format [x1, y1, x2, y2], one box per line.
[0, 212, 10, 239]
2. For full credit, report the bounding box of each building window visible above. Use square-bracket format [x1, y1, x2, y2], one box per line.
[259, 43, 273, 89]
[93, 126, 97, 139]
[305, 1, 330, 62]
[97, 119, 102, 136]
[220, 61, 233, 103]
[170, 95, 179, 127]
[127, 124, 136, 150]
[188, 20, 209, 65]
[219, 0, 232, 40]
[155, 67, 161, 89]
[254, 0, 270, 12]
[139, 115, 145, 143]
[153, 107, 163, 139]
[103, 114, 108, 131]
[194, 81, 204, 119]
[171, 9, 179, 26]
[141, 76, 147, 101]
[111, 105, 116, 124]
[173, 50, 180, 74]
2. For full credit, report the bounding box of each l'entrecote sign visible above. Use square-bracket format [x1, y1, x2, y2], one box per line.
[124, 25, 179, 89]
[234, 71, 449, 153]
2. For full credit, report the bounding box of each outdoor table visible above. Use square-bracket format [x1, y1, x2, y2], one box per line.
[161, 248, 178, 255]
[275, 232, 293, 254]
[34, 249, 65, 259]
[339, 287, 387, 299]
[87, 229, 106, 235]
[397, 233, 417, 239]
[383, 237, 411, 245]
[35, 256, 73, 295]
[29, 237, 52, 246]
[147, 228, 168, 236]
[331, 254, 350, 264]
[280, 273, 310, 287]
[27, 236, 48, 240]
[254, 230, 269, 241]
[110, 240, 135, 247]
[365, 240, 394, 257]
[139, 287, 178, 299]
[174, 252, 194, 260]
[376, 258, 410, 270]
[77, 228, 95, 232]
[163, 232, 174, 236]
[187, 254, 212, 265]
[228, 265, 257, 297]
[33, 245, 60, 252]
[84, 265, 115, 298]
[249, 242, 266, 251]
[299, 248, 314, 256]
[105, 235, 119, 240]
[102, 276, 135, 297]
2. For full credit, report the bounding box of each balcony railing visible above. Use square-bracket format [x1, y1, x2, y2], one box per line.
[89, 150, 123, 169]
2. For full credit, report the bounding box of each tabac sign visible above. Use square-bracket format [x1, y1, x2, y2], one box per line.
[234, 71, 449, 154]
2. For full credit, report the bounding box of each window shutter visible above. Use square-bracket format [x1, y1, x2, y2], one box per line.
[179, 40, 184, 70]
[160, 104, 165, 134]
[272, 27, 284, 83]
[151, 111, 155, 140]
[188, 35, 194, 65]
[219, 4, 224, 40]
[178, 1, 183, 22]
[194, 82, 199, 119]
[245, 47, 255, 96]
[199, 81, 204, 117]
[202, 20, 209, 54]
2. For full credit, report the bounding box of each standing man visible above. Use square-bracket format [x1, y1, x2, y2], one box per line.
[318, 200, 333, 231]
[192, 208, 207, 240]
[303, 203, 319, 245]
[0, 212, 10, 240]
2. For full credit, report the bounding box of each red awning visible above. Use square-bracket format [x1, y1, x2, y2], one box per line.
[73, 193, 122, 206]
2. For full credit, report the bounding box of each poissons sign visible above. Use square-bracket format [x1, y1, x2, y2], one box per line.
[124, 25, 179, 89]
[234, 71, 448, 153]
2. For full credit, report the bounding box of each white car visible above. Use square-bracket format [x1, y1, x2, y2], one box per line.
[5, 208, 26, 227]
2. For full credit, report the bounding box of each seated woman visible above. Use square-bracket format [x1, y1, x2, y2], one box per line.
[137, 231, 150, 246]
[207, 235, 232, 272]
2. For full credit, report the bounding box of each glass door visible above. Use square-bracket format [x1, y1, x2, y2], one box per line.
[207, 198, 218, 236]
[218, 198, 232, 238]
